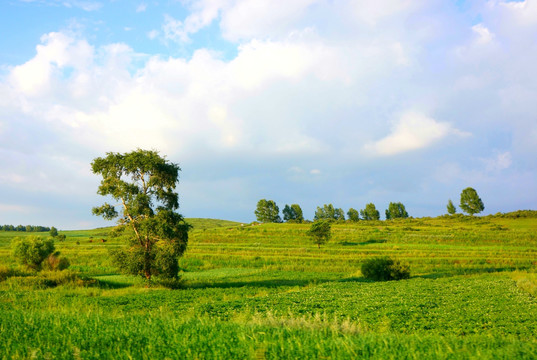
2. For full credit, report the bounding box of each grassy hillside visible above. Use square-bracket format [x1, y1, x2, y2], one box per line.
[1, 215, 537, 359]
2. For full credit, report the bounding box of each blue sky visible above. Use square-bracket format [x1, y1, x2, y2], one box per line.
[0, 0, 536, 229]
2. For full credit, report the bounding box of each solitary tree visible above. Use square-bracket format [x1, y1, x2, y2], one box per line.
[49, 226, 58, 237]
[255, 199, 281, 223]
[385, 202, 409, 220]
[91, 149, 190, 280]
[283, 204, 304, 223]
[360, 203, 380, 220]
[446, 199, 457, 215]
[307, 220, 332, 248]
[459, 187, 484, 216]
[347, 208, 360, 222]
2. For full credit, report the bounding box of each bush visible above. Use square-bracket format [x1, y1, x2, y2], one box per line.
[361, 257, 410, 281]
[42, 254, 70, 271]
[12, 236, 55, 270]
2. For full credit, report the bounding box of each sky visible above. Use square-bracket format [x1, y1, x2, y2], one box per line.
[0, 0, 536, 229]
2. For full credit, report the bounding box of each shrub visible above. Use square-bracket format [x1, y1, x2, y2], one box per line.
[42, 254, 70, 271]
[361, 257, 410, 281]
[0, 265, 16, 282]
[12, 236, 55, 270]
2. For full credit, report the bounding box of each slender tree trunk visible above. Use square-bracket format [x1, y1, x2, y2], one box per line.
[144, 240, 152, 280]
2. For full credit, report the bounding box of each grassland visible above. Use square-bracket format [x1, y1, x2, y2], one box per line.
[1, 215, 537, 359]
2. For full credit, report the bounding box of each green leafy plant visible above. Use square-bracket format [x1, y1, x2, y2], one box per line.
[12, 236, 55, 270]
[361, 257, 410, 281]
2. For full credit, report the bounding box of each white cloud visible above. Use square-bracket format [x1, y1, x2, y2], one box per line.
[483, 152, 512, 172]
[20, 0, 103, 11]
[365, 112, 470, 156]
[8, 32, 93, 96]
[136, 3, 147, 13]
[220, 0, 319, 41]
[0, 203, 35, 214]
[498, 0, 537, 26]
[472, 23, 495, 44]
[147, 30, 159, 40]
[346, 0, 422, 26]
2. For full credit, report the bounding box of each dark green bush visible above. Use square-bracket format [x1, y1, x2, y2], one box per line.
[42, 254, 70, 271]
[361, 257, 410, 281]
[11, 236, 55, 270]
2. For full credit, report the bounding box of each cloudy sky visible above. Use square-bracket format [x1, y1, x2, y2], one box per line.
[1, 0, 536, 229]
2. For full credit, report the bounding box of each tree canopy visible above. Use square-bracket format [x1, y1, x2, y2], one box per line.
[459, 187, 484, 216]
[255, 199, 281, 223]
[385, 202, 409, 220]
[307, 221, 332, 248]
[314, 204, 345, 221]
[347, 208, 360, 222]
[91, 149, 190, 280]
[283, 204, 304, 223]
[447, 199, 457, 215]
[360, 203, 380, 220]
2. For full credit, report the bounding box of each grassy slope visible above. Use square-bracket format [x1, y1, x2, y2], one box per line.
[1, 216, 537, 359]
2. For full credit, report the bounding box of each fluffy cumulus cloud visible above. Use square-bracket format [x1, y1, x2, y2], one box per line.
[365, 112, 469, 156]
[1, 0, 537, 227]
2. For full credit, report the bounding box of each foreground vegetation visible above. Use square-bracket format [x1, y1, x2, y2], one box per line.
[1, 214, 537, 359]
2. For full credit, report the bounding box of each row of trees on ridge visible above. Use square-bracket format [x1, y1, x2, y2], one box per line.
[255, 187, 485, 223]
[255, 200, 410, 223]
[0, 224, 52, 232]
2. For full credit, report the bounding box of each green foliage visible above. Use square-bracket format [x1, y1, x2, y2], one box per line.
[460, 187, 485, 215]
[314, 204, 345, 221]
[49, 226, 58, 237]
[361, 257, 410, 281]
[360, 203, 380, 220]
[347, 208, 360, 222]
[92, 149, 190, 280]
[283, 204, 304, 223]
[447, 199, 457, 215]
[255, 199, 281, 223]
[306, 221, 332, 248]
[386, 202, 409, 220]
[43, 253, 70, 271]
[2, 216, 537, 358]
[12, 236, 55, 270]
[57, 234, 66, 242]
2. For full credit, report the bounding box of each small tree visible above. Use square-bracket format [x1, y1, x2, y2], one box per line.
[92, 149, 191, 281]
[459, 187, 484, 216]
[49, 226, 58, 237]
[447, 199, 457, 215]
[12, 236, 55, 270]
[360, 203, 380, 220]
[255, 199, 281, 223]
[386, 202, 409, 219]
[283, 204, 304, 223]
[307, 221, 331, 248]
[347, 208, 360, 222]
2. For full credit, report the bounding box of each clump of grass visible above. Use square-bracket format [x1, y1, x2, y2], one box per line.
[239, 311, 366, 335]
[510, 271, 537, 297]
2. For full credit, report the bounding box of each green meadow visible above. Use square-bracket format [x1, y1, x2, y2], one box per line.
[1, 214, 537, 359]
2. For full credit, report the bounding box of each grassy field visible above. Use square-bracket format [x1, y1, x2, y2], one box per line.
[1, 214, 537, 359]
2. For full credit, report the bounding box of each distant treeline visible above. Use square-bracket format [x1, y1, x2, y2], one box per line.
[0, 225, 52, 232]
